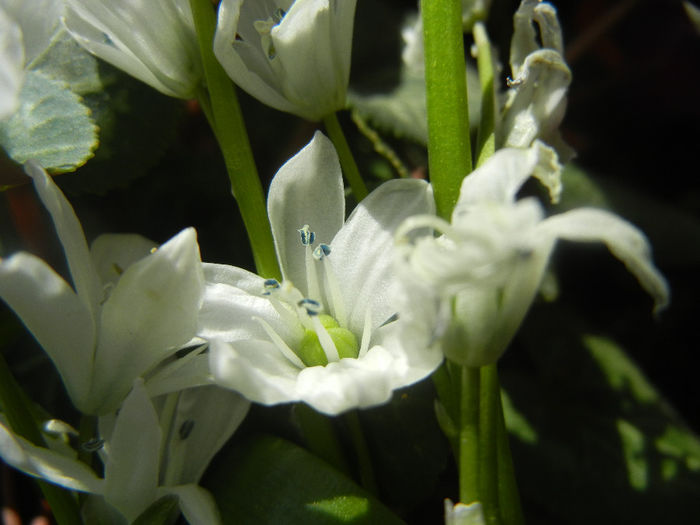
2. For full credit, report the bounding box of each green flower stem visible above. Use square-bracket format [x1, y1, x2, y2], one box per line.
[473, 22, 497, 168]
[77, 414, 97, 467]
[496, 384, 525, 525]
[295, 403, 351, 477]
[344, 410, 379, 495]
[459, 365, 480, 504]
[189, 0, 280, 280]
[322, 112, 368, 201]
[0, 352, 83, 525]
[422, 0, 472, 219]
[478, 364, 501, 522]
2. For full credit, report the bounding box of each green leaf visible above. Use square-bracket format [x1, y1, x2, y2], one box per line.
[203, 434, 405, 525]
[0, 70, 97, 172]
[28, 28, 103, 95]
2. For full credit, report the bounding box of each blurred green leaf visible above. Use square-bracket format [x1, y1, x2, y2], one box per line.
[204, 434, 405, 525]
[0, 70, 97, 173]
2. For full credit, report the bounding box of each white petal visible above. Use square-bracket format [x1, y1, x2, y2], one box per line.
[63, 0, 200, 98]
[0, 421, 103, 493]
[330, 178, 434, 334]
[267, 132, 344, 292]
[444, 499, 486, 525]
[295, 346, 397, 415]
[1, 0, 63, 65]
[157, 484, 221, 525]
[213, 0, 300, 114]
[0, 7, 24, 120]
[90, 233, 157, 286]
[209, 338, 300, 405]
[0, 252, 94, 407]
[454, 141, 561, 212]
[198, 263, 290, 343]
[161, 386, 249, 485]
[538, 208, 670, 312]
[24, 161, 103, 319]
[145, 349, 213, 399]
[90, 228, 204, 413]
[103, 380, 161, 522]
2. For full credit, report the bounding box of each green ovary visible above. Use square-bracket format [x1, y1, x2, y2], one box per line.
[297, 314, 359, 367]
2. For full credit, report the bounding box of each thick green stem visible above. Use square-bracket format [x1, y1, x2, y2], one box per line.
[189, 0, 280, 280]
[295, 404, 350, 476]
[479, 365, 502, 523]
[422, 0, 472, 219]
[0, 352, 83, 524]
[459, 365, 480, 504]
[473, 22, 497, 168]
[344, 411, 379, 495]
[322, 113, 368, 201]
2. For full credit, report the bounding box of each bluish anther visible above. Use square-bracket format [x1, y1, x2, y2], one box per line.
[313, 244, 331, 260]
[263, 279, 280, 295]
[298, 298, 322, 316]
[298, 225, 315, 246]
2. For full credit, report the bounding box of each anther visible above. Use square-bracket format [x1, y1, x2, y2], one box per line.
[298, 225, 315, 246]
[80, 438, 105, 453]
[298, 298, 322, 316]
[263, 279, 281, 295]
[313, 244, 331, 260]
[380, 312, 400, 327]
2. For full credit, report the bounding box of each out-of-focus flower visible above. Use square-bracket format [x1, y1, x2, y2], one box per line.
[0, 162, 205, 414]
[200, 132, 442, 415]
[396, 142, 669, 367]
[213, 0, 357, 121]
[444, 499, 485, 525]
[0, 380, 248, 524]
[63, 0, 202, 98]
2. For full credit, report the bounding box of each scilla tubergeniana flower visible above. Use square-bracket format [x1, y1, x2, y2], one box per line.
[213, 0, 357, 121]
[0, 162, 205, 414]
[63, 0, 202, 98]
[0, 380, 249, 524]
[395, 142, 669, 367]
[199, 132, 443, 415]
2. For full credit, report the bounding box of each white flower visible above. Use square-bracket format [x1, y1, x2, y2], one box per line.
[0, 162, 205, 414]
[213, 0, 357, 121]
[200, 132, 442, 415]
[0, 380, 248, 524]
[396, 142, 669, 367]
[63, 0, 202, 99]
[501, 0, 574, 160]
[444, 499, 485, 525]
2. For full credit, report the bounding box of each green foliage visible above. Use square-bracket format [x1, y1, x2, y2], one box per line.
[204, 434, 405, 525]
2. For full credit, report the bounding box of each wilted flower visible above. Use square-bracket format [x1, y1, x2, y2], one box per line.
[396, 142, 669, 366]
[63, 0, 202, 98]
[0, 162, 205, 414]
[199, 132, 442, 415]
[213, 0, 357, 121]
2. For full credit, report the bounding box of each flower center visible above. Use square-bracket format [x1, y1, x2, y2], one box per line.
[257, 224, 368, 368]
[253, 8, 287, 60]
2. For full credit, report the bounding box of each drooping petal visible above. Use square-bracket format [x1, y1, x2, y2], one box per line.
[103, 380, 161, 522]
[0, 252, 93, 406]
[0, 6, 24, 120]
[267, 131, 344, 292]
[90, 233, 157, 286]
[24, 161, 103, 319]
[330, 178, 434, 334]
[454, 141, 561, 212]
[157, 484, 222, 525]
[161, 386, 250, 485]
[0, 421, 103, 493]
[538, 207, 670, 312]
[90, 228, 204, 413]
[209, 338, 300, 405]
